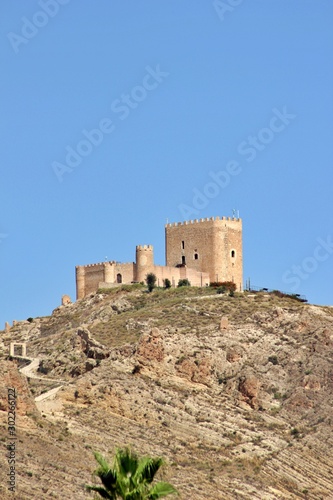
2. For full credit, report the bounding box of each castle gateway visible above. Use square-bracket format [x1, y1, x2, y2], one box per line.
[76, 216, 242, 299]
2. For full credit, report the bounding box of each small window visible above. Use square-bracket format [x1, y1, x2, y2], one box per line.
[182, 256, 186, 265]
[231, 250, 235, 258]
[194, 253, 198, 260]
[181, 241, 185, 249]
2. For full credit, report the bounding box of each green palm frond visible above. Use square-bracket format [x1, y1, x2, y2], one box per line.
[115, 447, 139, 479]
[94, 451, 112, 470]
[135, 457, 164, 484]
[86, 484, 116, 499]
[93, 452, 118, 491]
[87, 448, 178, 499]
[124, 488, 146, 500]
[147, 482, 179, 499]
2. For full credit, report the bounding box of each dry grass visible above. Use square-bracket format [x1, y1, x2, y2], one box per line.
[85, 287, 310, 348]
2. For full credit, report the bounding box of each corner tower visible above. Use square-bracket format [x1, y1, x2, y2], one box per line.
[76, 265, 85, 300]
[165, 216, 242, 290]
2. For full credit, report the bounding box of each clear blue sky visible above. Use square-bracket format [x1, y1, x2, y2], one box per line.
[1, 0, 332, 326]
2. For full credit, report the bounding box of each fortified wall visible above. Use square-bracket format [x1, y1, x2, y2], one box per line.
[75, 216, 242, 299]
[165, 216, 242, 291]
[76, 260, 135, 299]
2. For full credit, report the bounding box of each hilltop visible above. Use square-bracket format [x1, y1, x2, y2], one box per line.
[1, 286, 333, 499]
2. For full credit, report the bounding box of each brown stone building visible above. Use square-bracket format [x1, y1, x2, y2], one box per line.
[76, 216, 242, 299]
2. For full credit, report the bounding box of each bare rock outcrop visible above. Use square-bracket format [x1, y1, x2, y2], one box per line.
[136, 327, 165, 365]
[2, 288, 333, 499]
[238, 373, 260, 408]
[176, 355, 213, 386]
[111, 297, 133, 313]
[76, 327, 110, 360]
[219, 316, 229, 330]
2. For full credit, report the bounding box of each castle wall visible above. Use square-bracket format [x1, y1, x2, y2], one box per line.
[213, 222, 243, 290]
[149, 265, 178, 287]
[76, 215, 243, 299]
[150, 265, 209, 288]
[81, 263, 105, 296]
[182, 267, 210, 287]
[114, 262, 135, 284]
[165, 216, 242, 290]
[76, 261, 135, 298]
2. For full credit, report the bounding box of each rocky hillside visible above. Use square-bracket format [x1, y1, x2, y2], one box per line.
[1, 286, 333, 499]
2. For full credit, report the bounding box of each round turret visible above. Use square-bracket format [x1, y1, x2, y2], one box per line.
[103, 262, 114, 283]
[135, 245, 154, 282]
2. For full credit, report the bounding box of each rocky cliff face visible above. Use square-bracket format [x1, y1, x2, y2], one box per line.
[0, 287, 333, 499]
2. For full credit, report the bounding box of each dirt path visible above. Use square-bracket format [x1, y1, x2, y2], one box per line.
[19, 357, 65, 384]
[19, 357, 67, 414]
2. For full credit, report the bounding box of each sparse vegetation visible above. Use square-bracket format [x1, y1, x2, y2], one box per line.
[178, 279, 191, 287]
[164, 278, 171, 289]
[2, 282, 332, 499]
[146, 273, 157, 293]
[291, 427, 300, 438]
[210, 281, 236, 293]
[270, 290, 307, 303]
[268, 355, 278, 365]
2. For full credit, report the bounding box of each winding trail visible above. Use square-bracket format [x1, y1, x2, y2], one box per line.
[19, 356, 67, 403]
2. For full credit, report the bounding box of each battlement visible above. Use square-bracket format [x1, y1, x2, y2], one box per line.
[76, 261, 116, 270]
[76, 215, 243, 299]
[136, 245, 153, 251]
[165, 216, 241, 228]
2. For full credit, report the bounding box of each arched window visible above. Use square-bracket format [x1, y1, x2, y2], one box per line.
[194, 253, 198, 260]
[231, 250, 235, 258]
[117, 273, 122, 283]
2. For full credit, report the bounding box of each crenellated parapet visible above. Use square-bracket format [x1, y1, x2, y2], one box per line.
[135, 245, 154, 251]
[75, 214, 243, 299]
[165, 216, 241, 227]
[76, 261, 117, 269]
[165, 215, 243, 290]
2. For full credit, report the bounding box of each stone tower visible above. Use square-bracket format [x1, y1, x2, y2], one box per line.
[165, 216, 242, 290]
[76, 265, 85, 300]
[135, 245, 154, 282]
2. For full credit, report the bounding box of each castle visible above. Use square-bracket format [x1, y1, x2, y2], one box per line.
[75, 216, 243, 299]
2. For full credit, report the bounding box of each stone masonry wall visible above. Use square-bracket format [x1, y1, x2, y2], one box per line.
[75, 216, 243, 298]
[165, 217, 242, 290]
[114, 263, 135, 284]
[152, 265, 210, 288]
